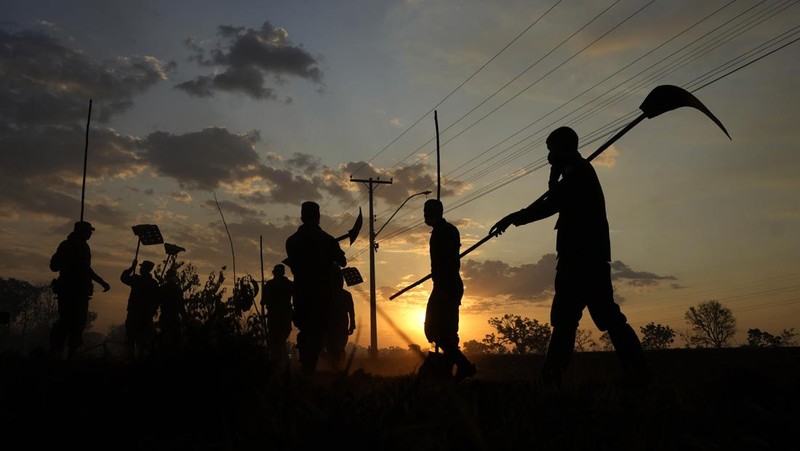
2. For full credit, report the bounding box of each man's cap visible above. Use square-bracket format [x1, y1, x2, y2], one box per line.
[74, 221, 95, 232]
[272, 264, 285, 274]
[140, 260, 155, 271]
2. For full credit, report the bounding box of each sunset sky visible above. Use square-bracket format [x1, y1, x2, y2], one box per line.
[2, 0, 798, 351]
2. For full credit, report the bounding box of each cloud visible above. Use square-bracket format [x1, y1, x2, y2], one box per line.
[590, 144, 618, 168]
[343, 160, 468, 205]
[171, 192, 192, 203]
[138, 130, 356, 206]
[0, 26, 172, 227]
[0, 125, 144, 224]
[462, 254, 557, 300]
[177, 21, 323, 100]
[203, 199, 261, 219]
[463, 255, 678, 301]
[610, 260, 676, 288]
[0, 28, 173, 127]
[140, 127, 264, 190]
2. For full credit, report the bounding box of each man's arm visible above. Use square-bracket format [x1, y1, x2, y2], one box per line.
[119, 260, 137, 288]
[490, 195, 558, 236]
[514, 194, 559, 226]
[330, 238, 347, 267]
[92, 268, 111, 292]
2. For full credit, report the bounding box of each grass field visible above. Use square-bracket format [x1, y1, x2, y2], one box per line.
[1, 347, 798, 450]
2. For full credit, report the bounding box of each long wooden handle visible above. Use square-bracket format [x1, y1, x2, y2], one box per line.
[389, 232, 495, 300]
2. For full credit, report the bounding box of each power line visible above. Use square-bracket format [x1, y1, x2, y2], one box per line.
[340, 2, 799, 267]
[319, 0, 564, 219]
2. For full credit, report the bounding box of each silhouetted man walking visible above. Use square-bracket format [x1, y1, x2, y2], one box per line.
[262, 263, 294, 367]
[324, 265, 355, 369]
[121, 259, 160, 360]
[285, 201, 346, 377]
[49, 220, 110, 359]
[423, 199, 476, 382]
[491, 126, 648, 387]
[155, 268, 185, 352]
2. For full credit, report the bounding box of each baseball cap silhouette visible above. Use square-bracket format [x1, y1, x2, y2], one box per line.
[74, 221, 95, 232]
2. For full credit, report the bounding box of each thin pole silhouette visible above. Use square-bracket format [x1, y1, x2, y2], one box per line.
[80, 99, 92, 221]
[259, 235, 264, 287]
[435, 110, 441, 200]
[214, 192, 236, 281]
[258, 234, 268, 345]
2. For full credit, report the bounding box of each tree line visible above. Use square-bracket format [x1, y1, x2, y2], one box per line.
[1, 273, 796, 356]
[461, 300, 796, 354]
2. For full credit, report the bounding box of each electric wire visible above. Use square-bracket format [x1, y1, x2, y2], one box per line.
[345, 7, 800, 263]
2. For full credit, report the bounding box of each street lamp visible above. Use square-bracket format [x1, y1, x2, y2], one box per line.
[367, 189, 431, 358]
[374, 190, 432, 239]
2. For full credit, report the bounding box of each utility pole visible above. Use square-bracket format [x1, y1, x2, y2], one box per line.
[350, 176, 392, 359]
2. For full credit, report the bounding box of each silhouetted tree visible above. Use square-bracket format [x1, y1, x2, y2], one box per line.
[487, 314, 551, 354]
[478, 333, 511, 354]
[745, 328, 797, 348]
[574, 328, 596, 352]
[162, 262, 265, 350]
[640, 322, 676, 350]
[684, 300, 736, 348]
[598, 332, 613, 351]
[462, 339, 491, 355]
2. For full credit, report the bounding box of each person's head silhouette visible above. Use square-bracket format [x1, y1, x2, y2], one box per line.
[73, 221, 95, 240]
[546, 126, 581, 168]
[301, 201, 320, 225]
[140, 260, 155, 275]
[272, 264, 285, 277]
[424, 199, 444, 227]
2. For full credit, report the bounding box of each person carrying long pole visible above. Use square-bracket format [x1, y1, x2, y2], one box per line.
[390, 85, 730, 301]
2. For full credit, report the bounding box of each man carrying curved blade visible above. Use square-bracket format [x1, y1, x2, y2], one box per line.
[491, 126, 649, 388]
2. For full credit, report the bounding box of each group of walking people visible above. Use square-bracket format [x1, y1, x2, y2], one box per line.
[119, 259, 185, 359]
[47, 125, 648, 387]
[419, 126, 648, 386]
[48, 220, 187, 361]
[418, 125, 648, 386]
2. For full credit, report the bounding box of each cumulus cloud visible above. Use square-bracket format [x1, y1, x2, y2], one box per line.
[590, 144, 619, 168]
[177, 21, 323, 100]
[610, 260, 677, 288]
[463, 254, 678, 301]
[0, 28, 173, 126]
[139, 127, 265, 190]
[342, 160, 468, 205]
[0, 27, 171, 227]
[138, 129, 357, 206]
[462, 254, 557, 300]
[0, 125, 144, 224]
[203, 199, 261, 219]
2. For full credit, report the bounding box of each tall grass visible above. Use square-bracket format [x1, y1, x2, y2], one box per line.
[1, 347, 797, 450]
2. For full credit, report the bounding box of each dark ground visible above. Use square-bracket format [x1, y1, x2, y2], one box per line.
[1, 346, 798, 450]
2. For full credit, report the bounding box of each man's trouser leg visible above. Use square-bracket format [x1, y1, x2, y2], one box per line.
[297, 329, 323, 376]
[543, 265, 588, 385]
[585, 262, 649, 381]
[49, 294, 72, 356]
[607, 323, 648, 379]
[66, 297, 89, 359]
